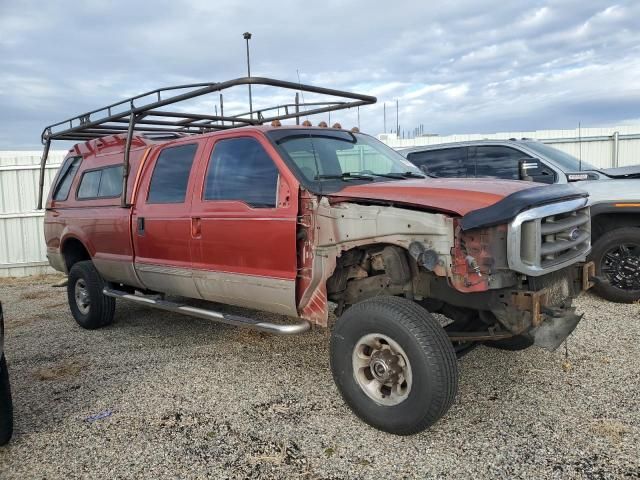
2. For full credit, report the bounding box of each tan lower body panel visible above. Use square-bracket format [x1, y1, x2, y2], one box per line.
[134, 263, 297, 317]
[94, 256, 146, 289]
[193, 269, 298, 317]
[46, 249, 66, 273]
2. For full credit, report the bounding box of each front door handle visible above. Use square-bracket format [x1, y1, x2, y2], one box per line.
[191, 217, 202, 238]
[137, 217, 145, 235]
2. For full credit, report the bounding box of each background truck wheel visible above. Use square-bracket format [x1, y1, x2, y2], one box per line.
[67, 260, 115, 329]
[591, 227, 640, 303]
[330, 296, 458, 435]
[0, 354, 12, 446]
[483, 334, 534, 351]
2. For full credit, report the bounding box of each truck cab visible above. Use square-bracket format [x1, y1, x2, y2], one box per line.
[401, 139, 640, 303]
[40, 78, 595, 435]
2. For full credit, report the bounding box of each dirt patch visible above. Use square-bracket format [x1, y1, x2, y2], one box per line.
[34, 360, 84, 381]
[590, 419, 631, 444]
[19, 290, 51, 300]
[0, 273, 66, 286]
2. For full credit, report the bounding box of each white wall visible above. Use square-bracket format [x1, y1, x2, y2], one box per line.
[379, 124, 640, 169]
[0, 151, 66, 277]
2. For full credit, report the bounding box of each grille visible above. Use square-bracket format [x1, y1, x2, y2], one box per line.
[508, 199, 590, 276]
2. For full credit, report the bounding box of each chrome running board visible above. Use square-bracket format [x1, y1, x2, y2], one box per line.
[103, 288, 310, 335]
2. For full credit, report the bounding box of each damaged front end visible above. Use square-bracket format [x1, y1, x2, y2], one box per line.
[488, 261, 595, 351]
[442, 194, 593, 351]
[298, 184, 592, 351]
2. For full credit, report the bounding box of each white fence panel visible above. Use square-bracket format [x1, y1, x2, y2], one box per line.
[0, 151, 66, 277]
[380, 125, 640, 170]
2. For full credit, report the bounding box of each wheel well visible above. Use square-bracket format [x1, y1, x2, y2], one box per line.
[326, 244, 413, 309]
[592, 212, 640, 242]
[62, 238, 91, 271]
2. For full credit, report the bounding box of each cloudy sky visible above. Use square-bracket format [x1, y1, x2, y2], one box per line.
[1, 0, 639, 149]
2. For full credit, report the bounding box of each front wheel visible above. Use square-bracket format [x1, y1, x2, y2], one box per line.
[330, 296, 458, 435]
[591, 227, 640, 303]
[67, 261, 115, 329]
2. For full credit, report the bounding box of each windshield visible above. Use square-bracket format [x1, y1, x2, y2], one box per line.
[523, 142, 596, 172]
[267, 129, 424, 190]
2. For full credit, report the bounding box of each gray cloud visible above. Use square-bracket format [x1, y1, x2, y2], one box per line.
[0, 0, 638, 148]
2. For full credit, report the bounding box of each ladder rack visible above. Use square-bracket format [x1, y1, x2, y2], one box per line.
[37, 76, 377, 208]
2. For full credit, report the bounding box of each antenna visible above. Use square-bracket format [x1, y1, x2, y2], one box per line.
[578, 121, 582, 171]
[296, 69, 309, 123]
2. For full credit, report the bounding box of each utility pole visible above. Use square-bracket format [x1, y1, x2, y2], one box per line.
[243, 32, 253, 119]
[383, 102, 386, 133]
[396, 99, 399, 139]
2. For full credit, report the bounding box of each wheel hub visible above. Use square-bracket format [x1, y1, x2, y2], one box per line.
[369, 350, 403, 383]
[74, 279, 91, 314]
[352, 333, 412, 406]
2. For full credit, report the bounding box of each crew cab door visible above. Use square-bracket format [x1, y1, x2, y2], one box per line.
[131, 141, 205, 297]
[189, 133, 299, 316]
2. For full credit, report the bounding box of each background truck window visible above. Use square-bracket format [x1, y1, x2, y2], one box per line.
[204, 137, 278, 208]
[147, 144, 198, 204]
[407, 148, 470, 177]
[472, 146, 527, 179]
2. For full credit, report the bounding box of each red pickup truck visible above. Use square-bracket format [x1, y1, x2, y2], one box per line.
[39, 78, 594, 435]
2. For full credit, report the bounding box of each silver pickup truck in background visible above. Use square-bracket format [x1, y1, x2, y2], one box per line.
[400, 139, 640, 303]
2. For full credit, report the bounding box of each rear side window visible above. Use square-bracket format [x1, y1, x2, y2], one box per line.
[472, 146, 526, 180]
[77, 165, 124, 199]
[406, 148, 471, 177]
[147, 144, 198, 204]
[52, 156, 82, 201]
[204, 137, 279, 208]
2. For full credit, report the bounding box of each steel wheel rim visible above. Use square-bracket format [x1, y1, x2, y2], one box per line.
[601, 243, 640, 291]
[74, 278, 91, 314]
[352, 333, 412, 406]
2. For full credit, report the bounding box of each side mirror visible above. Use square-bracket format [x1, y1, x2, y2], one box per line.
[518, 158, 541, 181]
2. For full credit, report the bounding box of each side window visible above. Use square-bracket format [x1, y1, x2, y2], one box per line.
[147, 144, 198, 204]
[530, 163, 557, 184]
[77, 165, 124, 199]
[52, 156, 82, 201]
[205, 137, 279, 208]
[473, 146, 526, 180]
[406, 148, 470, 177]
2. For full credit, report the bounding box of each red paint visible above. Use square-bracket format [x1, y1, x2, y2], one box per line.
[330, 178, 535, 216]
[188, 132, 299, 280]
[44, 127, 535, 310]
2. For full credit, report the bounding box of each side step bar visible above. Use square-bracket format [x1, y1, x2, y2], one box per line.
[103, 288, 311, 335]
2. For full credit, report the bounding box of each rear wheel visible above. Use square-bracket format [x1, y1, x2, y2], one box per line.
[67, 261, 115, 329]
[591, 227, 640, 303]
[330, 296, 458, 435]
[0, 354, 12, 446]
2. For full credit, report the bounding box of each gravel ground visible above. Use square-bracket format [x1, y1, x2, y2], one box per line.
[0, 275, 638, 479]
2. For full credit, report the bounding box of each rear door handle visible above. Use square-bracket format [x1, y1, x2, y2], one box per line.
[191, 217, 202, 238]
[137, 217, 145, 235]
